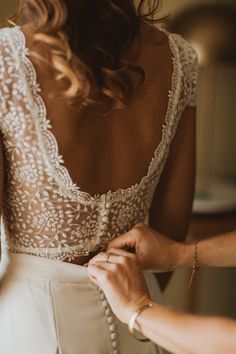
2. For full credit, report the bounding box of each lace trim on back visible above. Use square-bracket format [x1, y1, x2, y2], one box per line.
[0, 26, 198, 261]
[15, 26, 181, 204]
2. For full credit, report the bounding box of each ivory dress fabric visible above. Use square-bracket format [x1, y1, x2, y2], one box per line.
[0, 252, 164, 354]
[0, 26, 198, 354]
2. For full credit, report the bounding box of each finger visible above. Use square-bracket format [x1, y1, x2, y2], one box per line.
[107, 248, 137, 260]
[89, 252, 123, 265]
[88, 253, 121, 270]
[91, 252, 135, 269]
[89, 250, 137, 266]
[107, 232, 137, 251]
[89, 252, 108, 265]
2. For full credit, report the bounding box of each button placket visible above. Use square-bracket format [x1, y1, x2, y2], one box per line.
[98, 287, 119, 354]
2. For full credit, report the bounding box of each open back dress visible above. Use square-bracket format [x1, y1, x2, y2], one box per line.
[0, 26, 198, 354]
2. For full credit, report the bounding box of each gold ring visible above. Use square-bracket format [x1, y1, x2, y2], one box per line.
[105, 253, 110, 263]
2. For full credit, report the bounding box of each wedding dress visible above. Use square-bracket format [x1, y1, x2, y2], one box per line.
[0, 26, 198, 354]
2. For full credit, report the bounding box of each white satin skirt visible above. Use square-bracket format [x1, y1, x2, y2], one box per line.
[0, 252, 165, 354]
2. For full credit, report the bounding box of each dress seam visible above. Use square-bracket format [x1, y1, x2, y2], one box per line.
[48, 280, 62, 354]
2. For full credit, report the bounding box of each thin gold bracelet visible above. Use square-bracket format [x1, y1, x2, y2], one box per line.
[187, 240, 200, 290]
[128, 303, 153, 342]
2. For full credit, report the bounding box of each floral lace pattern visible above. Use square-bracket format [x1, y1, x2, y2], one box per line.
[0, 27, 198, 261]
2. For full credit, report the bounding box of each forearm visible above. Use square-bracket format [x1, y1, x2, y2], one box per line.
[135, 302, 236, 354]
[197, 231, 236, 267]
[179, 231, 236, 269]
[151, 209, 191, 290]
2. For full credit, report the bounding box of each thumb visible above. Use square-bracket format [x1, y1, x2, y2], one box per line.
[107, 231, 137, 251]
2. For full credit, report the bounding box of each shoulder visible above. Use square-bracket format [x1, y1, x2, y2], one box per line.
[0, 27, 25, 81]
[139, 25, 199, 107]
[170, 32, 197, 58]
[169, 32, 199, 107]
[143, 24, 198, 61]
[0, 27, 17, 71]
[169, 31, 198, 74]
[0, 27, 25, 117]
[0, 26, 17, 46]
[140, 24, 198, 74]
[0, 26, 25, 60]
[0, 27, 11, 61]
[137, 24, 176, 86]
[0, 28, 17, 91]
[0, 26, 10, 41]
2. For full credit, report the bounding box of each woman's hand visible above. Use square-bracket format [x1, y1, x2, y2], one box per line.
[107, 223, 189, 272]
[88, 248, 151, 324]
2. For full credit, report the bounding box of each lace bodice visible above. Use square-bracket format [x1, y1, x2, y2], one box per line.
[0, 26, 198, 262]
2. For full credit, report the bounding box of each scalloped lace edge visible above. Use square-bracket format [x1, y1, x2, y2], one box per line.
[14, 26, 180, 204]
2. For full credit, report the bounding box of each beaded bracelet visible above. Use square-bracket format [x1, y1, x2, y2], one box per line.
[187, 239, 200, 290]
[128, 303, 153, 342]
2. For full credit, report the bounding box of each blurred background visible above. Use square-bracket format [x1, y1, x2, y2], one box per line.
[159, 0, 236, 323]
[0, 0, 236, 331]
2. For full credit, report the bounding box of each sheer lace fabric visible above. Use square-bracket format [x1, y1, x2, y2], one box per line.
[0, 27, 198, 262]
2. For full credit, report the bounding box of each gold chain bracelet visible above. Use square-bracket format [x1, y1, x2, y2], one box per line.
[187, 239, 200, 290]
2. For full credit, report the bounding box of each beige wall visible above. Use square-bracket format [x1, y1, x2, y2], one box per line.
[164, 0, 236, 181]
[0, 0, 18, 26]
[161, 0, 217, 16]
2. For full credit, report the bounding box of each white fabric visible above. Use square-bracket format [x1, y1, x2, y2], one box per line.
[0, 252, 164, 354]
[0, 26, 198, 262]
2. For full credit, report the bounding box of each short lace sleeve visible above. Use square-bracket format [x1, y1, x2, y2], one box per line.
[0, 30, 6, 128]
[187, 46, 198, 107]
[0, 28, 27, 136]
[172, 33, 199, 108]
[0, 28, 14, 132]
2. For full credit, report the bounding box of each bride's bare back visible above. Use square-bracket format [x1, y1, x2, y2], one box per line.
[23, 24, 171, 195]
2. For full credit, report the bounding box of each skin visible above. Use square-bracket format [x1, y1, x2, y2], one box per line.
[88, 224, 236, 354]
[109, 223, 236, 269]
[4, 22, 195, 275]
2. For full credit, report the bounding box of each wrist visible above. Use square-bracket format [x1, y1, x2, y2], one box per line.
[125, 296, 152, 325]
[128, 301, 154, 341]
[175, 242, 194, 269]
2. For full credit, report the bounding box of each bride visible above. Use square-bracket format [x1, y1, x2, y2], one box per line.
[0, 0, 197, 353]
